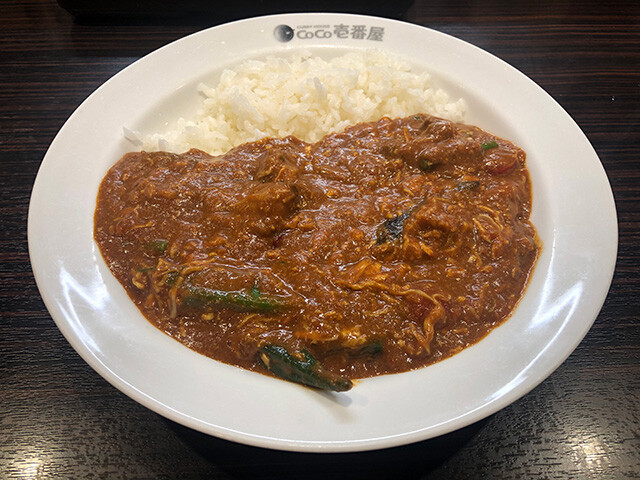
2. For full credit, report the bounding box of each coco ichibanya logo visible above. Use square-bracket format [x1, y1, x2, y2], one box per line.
[274, 24, 385, 42]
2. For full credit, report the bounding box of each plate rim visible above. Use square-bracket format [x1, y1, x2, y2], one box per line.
[28, 12, 618, 452]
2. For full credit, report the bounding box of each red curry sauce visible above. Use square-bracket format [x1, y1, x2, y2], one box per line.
[94, 114, 538, 383]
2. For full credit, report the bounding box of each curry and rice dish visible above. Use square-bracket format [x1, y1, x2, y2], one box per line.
[95, 113, 539, 391]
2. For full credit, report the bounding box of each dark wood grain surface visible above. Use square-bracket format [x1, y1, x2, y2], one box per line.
[1, 0, 638, 478]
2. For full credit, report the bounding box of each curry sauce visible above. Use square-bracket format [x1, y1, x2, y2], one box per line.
[95, 114, 538, 389]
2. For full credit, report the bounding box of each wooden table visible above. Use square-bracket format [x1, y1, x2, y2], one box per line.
[2, 0, 638, 477]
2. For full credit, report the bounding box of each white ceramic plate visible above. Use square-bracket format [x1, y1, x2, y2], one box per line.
[28, 13, 617, 452]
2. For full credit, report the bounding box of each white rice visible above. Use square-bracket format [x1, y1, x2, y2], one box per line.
[129, 49, 466, 155]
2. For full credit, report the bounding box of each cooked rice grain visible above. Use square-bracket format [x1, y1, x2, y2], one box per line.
[132, 50, 466, 155]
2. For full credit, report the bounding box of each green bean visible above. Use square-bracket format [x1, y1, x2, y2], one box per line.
[259, 345, 353, 392]
[147, 239, 168, 253]
[481, 141, 499, 151]
[181, 285, 285, 313]
[377, 212, 411, 244]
